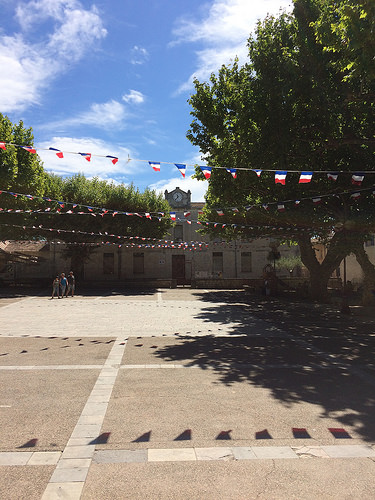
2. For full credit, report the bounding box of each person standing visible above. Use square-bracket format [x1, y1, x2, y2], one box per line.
[59, 273, 68, 298]
[66, 271, 75, 297]
[51, 276, 60, 299]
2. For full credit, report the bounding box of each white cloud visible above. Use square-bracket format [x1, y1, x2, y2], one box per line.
[130, 45, 149, 65]
[173, 0, 293, 92]
[122, 90, 145, 105]
[46, 100, 129, 130]
[0, 1, 107, 112]
[37, 137, 132, 180]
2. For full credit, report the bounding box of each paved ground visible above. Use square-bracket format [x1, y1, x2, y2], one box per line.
[0, 287, 375, 499]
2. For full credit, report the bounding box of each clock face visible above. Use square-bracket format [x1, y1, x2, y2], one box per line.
[172, 192, 183, 202]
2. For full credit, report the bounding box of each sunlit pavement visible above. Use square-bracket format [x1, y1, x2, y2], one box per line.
[0, 288, 374, 499]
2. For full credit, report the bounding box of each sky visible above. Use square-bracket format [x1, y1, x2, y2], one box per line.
[0, 0, 293, 202]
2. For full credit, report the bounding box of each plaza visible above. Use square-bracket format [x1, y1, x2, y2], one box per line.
[0, 287, 375, 499]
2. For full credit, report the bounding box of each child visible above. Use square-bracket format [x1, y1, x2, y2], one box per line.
[51, 276, 60, 299]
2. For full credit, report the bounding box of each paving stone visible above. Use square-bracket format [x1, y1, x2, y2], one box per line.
[27, 452, 61, 465]
[232, 447, 257, 460]
[71, 424, 103, 438]
[94, 449, 147, 463]
[0, 451, 33, 465]
[61, 446, 96, 459]
[252, 446, 298, 459]
[41, 481, 84, 500]
[148, 448, 197, 462]
[195, 447, 234, 461]
[50, 467, 89, 483]
[321, 445, 375, 458]
[56, 458, 92, 469]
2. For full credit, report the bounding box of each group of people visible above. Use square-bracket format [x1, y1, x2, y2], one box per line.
[51, 271, 75, 299]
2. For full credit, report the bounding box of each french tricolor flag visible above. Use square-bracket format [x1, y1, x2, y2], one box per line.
[275, 171, 287, 185]
[351, 192, 361, 201]
[170, 211, 176, 221]
[216, 210, 224, 216]
[79, 152, 91, 162]
[175, 163, 186, 177]
[22, 146, 36, 154]
[299, 171, 313, 183]
[200, 166, 212, 179]
[184, 211, 191, 217]
[327, 172, 338, 181]
[106, 155, 119, 165]
[149, 161, 160, 172]
[226, 168, 237, 179]
[277, 203, 285, 212]
[49, 147, 64, 158]
[0, 142, 6, 150]
[352, 173, 364, 186]
[253, 169, 262, 177]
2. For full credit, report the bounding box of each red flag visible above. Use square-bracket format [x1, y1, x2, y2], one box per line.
[0, 142, 6, 150]
[22, 146, 36, 154]
[79, 152, 91, 162]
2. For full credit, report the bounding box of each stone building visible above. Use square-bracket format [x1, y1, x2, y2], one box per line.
[0, 187, 302, 288]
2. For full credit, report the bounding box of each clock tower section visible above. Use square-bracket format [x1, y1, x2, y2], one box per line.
[164, 187, 191, 209]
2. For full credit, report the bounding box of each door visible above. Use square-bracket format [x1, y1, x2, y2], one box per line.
[172, 255, 186, 284]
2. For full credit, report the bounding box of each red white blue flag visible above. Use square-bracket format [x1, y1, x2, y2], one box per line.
[175, 163, 186, 177]
[226, 168, 237, 179]
[352, 173, 364, 186]
[200, 166, 212, 179]
[216, 210, 224, 216]
[79, 152, 91, 162]
[277, 203, 285, 212]
[299, 172, 313, 183]
[0, 142, 6, 150]
[49, 147, 64, 158]
[22, 146, 36, 154]
[275, 171, 287, 185]
[327, 172, 338, 181]
[149, 161, 160, 172]
[253, 169, 262, 177]
[106, 155, 118, 164]
[170, 211, 176, 221]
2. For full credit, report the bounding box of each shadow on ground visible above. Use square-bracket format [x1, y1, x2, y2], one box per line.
[155, 290, 375, 442]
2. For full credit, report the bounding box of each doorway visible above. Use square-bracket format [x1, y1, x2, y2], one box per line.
[172, 255, 186, 284]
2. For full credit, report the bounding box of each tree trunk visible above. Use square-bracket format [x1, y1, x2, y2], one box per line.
[297, 232, 349, 303]
[351, 242, 375, 306]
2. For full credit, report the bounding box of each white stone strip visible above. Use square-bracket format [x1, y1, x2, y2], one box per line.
[0, 365, 102, 370]
[91, 444, 375, 464]
[41, 337, 127, 500]
[118, 363, 355, 370]
[157, 291, 163, 302]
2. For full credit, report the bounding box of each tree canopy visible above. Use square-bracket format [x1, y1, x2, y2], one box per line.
[187, 0, 375, 301]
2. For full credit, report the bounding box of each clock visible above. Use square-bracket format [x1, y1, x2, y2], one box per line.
[172, 192, 183, 202]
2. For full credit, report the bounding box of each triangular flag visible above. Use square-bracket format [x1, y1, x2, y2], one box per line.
[79, 152, 91, 161]
[175, 163, 186, 177]
[149, 161, 160, 172]
[275, 171, 287, 185]
[184, 211, 191, 217]
[327, 172, 338, 181]
[0, 142, 6, 150]
[200, 166, 212, 179]
[22, 146, 36, 154]
[226, 168, 237, 179]
[106, 155, 119, 164]
[262, 204, 269, 210]
[352, 173, 364, 186]
[277, 203, 285, 212]
[49, 147, 64, 158]
[170, 211, 176, 221]
[216, 210, 224, 216]
[351, 192, 361, 200]
[312, 197, 322, 205]
[253, 170, 262, 177]
[299, 172, 313, 183]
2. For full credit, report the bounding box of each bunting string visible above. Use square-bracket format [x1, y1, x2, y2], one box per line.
[1, 141, 375, 183]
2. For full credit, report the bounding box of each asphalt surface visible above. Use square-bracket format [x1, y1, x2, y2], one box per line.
[0, 286, 374, 499]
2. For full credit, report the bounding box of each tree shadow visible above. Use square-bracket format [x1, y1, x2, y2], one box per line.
[154, 290, 375, 442]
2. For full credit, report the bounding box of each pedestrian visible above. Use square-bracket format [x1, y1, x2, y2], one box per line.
[66, 271, 75, 297]
[51, 276, 60, 299]
[59, 273, 68, 298]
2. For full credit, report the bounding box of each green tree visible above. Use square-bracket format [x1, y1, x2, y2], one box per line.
[187, 4, 375, 302]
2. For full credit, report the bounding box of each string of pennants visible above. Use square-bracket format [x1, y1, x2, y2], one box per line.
[0, 184, 374, 227]
[1, 141, 375, 183]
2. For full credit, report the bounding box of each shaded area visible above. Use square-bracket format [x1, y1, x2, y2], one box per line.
[154, 290, 375, 442]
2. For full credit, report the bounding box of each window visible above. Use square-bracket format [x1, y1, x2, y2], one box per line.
[133, 252, 144, 274]
[174, 224, 183, 242]
[241, 252, 252, 272]
[103, 253, 114, 275]
[212, 252, 223, 273]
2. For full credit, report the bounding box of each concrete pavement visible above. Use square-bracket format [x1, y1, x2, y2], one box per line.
[0, 287, 374, 499]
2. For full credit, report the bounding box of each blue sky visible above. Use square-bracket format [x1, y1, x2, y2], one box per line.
[0, 0, 292, 202]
